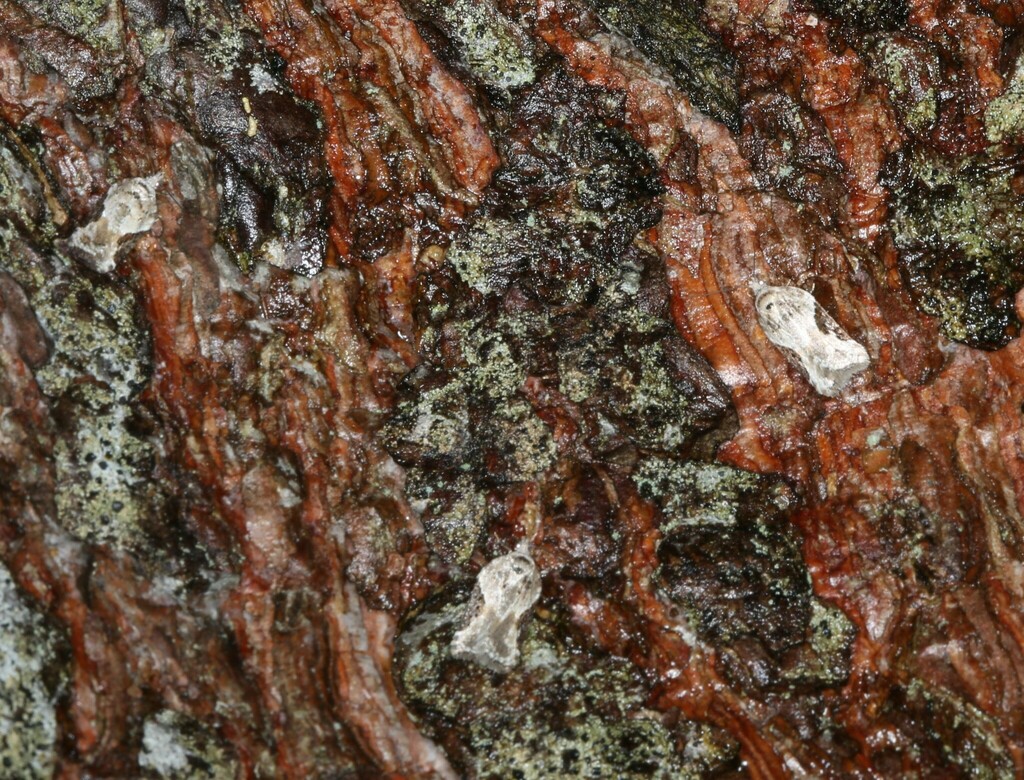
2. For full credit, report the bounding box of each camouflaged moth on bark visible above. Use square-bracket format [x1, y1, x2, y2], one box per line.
[754, 284, 870, 397]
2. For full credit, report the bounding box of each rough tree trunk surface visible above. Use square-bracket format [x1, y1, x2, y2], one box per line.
[2, 0, 1024, 777]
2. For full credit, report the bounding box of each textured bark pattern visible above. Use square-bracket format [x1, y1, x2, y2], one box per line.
[1, 0, 1024, 777]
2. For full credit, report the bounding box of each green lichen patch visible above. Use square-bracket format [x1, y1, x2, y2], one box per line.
[385, 66, 740, 775]
[633, 457, 772, 531]
[879, 680, 1016, 779]
[0, 563, 65, 780]
[394, 586, 742, 779]
[405, 470, 489, 565]
[446, 219, 543, 297]
[636, 458, 854, 691]
[985, 55, 1024, 144]
[780, 598, 857, 688]
[16, 0, 121, 49]
[0, 139, 50, 241]
[386, 69, 734, 566]
[412, 0, 537, 91]
[866, 35, 940, 135]
[884, 147, 1024, 349]
[384, 363, 555, 564]
[861, 494, 973, 587]
[13, 0, 126, 100]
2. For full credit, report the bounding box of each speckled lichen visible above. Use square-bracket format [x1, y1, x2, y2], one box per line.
[395, 586, 741, 778]
[0, 144, 48, 240]
[405, 470, 488, 564]
[0, 563, 64, 780]
[181, 0, 250, 71]
[387, 368, 555, 564]
[633, 457, 782, 531]
[387, 68, 743, 775]
[885, 148, 1024, 348]
[16, 0, 121, 49]
[812, 0, 907, 28]
[139, 710, 237, 780]
[781, 599, 857, 687]
[385, 70, 729, 575]
[415, 0, 536, 91]
[636, 457, 853, 689]
[985, 57, 1024, 144]
[446, 219, 542, 296]
[1, 242, 156, 548]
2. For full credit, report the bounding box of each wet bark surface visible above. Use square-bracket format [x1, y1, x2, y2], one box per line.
[2, 0, 1024, 777]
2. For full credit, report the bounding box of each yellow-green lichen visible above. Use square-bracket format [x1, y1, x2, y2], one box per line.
[2, 239, 156, 548]
[985, 58, 1024, 143]
[885, 148, 1024, 348]
[869, 35, 938, 133]
[902, 679, 1015, 780]
[395, 590, 741, 779]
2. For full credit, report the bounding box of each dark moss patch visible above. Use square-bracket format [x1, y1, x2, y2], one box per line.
[876, 681, 1015, 779]
[132, 0, 329, 275]
[811, 0, 908, 31]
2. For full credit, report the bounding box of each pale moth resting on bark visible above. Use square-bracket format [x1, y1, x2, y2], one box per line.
[754, 283, 870, 397]
[451, 548, 541, 673]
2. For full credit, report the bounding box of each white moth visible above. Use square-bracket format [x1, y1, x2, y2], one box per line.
[754, 283, 870, 397]
[70, 175, 161, 273]
[451, 548, 541, 673]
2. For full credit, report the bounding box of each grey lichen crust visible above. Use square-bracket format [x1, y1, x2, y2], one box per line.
[139, 710, 237, 780]
[413, 0, 536, 91]
[811, 0, 908, 29]
[0, 135, 158, 549]
[754, 284, 870, 397]
[30, 257, 155, 548]
[0, 564, 64, 780]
